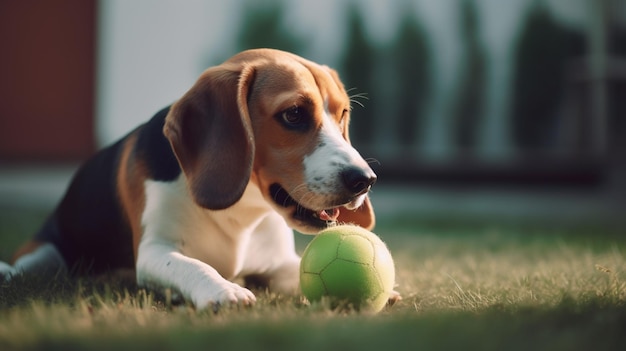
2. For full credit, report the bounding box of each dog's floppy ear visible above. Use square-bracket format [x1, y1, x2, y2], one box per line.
[338, 196, 375, 230]
[164, 63, 256, 210]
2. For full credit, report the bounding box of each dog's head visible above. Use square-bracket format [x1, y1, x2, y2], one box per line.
[164, 49, 376, 233]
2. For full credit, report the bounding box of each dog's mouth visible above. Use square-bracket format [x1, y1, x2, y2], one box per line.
[269, 183, 341, 228]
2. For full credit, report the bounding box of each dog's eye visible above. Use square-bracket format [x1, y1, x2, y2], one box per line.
[278, 106, 310, 131]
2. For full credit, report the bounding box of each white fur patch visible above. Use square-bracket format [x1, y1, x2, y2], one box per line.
[136, 176, 301, 308]
[302, 109, 369, 208]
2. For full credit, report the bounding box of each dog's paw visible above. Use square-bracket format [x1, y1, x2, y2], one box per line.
[267, 258, 301, 295]
[0, 261, 15, 282]
[387, 290, 402, 306]
[192, 281, 257, 311]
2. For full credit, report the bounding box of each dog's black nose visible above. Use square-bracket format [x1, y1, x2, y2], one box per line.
[341, 167, 377, 195]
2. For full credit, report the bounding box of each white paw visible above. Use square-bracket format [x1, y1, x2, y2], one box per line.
[268, 259, 301, 294]
[0, 261, 16, 282]
[388, 290, 402, 306]
[192, 280, 256, 310]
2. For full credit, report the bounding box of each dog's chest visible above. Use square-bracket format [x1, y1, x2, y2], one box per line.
[141, 177, 283, 279]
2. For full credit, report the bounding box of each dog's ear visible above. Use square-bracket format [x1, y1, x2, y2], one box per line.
[338, 196, 375, 230]
[164, 63, 256, 210]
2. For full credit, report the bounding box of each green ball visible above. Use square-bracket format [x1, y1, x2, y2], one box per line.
[299, 225, 395, 313]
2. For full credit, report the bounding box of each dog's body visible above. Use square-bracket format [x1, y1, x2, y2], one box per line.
[1, 49, 379, 309]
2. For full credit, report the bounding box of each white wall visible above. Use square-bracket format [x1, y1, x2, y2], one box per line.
[96, 0, 240, 146]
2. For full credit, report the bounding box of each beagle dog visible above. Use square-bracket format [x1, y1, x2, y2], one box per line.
[0, 49, 379, 309]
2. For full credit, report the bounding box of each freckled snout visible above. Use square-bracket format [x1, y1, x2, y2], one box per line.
[341, 166, 377, 196]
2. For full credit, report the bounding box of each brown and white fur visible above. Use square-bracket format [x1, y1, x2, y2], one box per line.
[0, 49, 381, 309]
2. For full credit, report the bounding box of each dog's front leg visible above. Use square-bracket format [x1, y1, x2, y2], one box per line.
[136, 240, 256, 310]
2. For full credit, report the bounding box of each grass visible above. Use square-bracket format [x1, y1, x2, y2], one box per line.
[1, 207, 626, 350]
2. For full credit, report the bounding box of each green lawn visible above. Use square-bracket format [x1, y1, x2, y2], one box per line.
[1, 207, 625, 351]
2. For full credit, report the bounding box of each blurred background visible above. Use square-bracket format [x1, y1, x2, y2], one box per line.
[1, 0, 625, 228]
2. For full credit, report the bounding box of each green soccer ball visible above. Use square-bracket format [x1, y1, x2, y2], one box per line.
[299, 225, 396, 313]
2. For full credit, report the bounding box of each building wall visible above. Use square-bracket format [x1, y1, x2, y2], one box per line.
[0, 0, 96, 162]
[2, 0, 620, 169]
